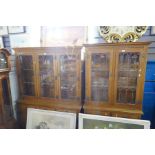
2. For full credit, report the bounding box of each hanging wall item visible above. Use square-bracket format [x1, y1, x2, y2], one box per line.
[10, 34, 30, 48]
[41, 26, 87, 46]
[99, 26, 148, 43]
[8, 26, 25, 34]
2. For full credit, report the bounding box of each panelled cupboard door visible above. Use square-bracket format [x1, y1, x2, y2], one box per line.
[36, 53, 57, 98]
[114, 47, 146, 107]
[85, 47, 114, 104]
[57, 53, 81, 100]
[17, 54, 37, 97]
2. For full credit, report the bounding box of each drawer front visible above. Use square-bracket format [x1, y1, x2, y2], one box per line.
[84, 110, 111, 116]
[84, 109, 141, 119]
[111, 112, 141, 119]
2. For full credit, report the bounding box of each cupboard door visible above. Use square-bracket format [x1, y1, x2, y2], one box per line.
[37, 54, 56, 98]
[114, 48, 145, 105]
[58, 54, 80, 100]
[17, 55, 36, 96]
[85, 48, 114, 104]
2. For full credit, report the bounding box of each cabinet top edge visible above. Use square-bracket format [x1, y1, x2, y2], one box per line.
[84, 42, 152, 47]
[13, 46, 82, 51]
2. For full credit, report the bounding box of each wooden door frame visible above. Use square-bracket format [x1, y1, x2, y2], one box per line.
[57, 50, 81, 101]
[16, 52, 37, 97]
[113, 46, 146, 109]
[85, 46, 114, 106]
[35, 52, 57, 99]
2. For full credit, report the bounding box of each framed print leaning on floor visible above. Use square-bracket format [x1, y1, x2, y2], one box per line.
[26, 108, 76, 129]
[78, 113, 150, 129]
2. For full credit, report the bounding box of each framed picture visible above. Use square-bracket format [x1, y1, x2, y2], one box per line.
[41, 26, 87, 46]
[9, 34, 30, 47]
[8, 26, 25, 34]
[150, 26, 155, 35]
[78, 113, 150, 129]
[0, 26, 8, 36]
[26, 108, 76, 129]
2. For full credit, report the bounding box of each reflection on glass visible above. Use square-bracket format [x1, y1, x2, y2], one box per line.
[39, 55, 54, 98]
[91, 53, 109, 102]
[2, 79, 13, 120]
[19, 56, 33, 69]
[0, 52, 8, 69]
[23, 83, 35, 96]
[19, 55, 35, 96]
[22, 70, 34, 82]
[117, 52, 140, 104]
[60, 55, 77, 99]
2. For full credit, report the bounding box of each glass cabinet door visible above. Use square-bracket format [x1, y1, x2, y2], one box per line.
[38, 55, 55, 98]
[59, 54, 78, 100]
[0, 52, 8, 69]
[91, 53, 110, 102]
[18, 55, 35, 96]
[116, 51, 141, 104]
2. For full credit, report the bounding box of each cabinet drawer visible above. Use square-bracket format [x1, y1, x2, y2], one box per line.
[84, 110, 110, 116]
[111, 112, 140, 119]
[54, 108, 77, 113]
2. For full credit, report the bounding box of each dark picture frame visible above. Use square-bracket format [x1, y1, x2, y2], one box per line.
[8, 26, 26, 34]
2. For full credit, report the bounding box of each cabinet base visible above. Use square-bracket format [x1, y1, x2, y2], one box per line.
[17, 99, 81, 128]
[0, 118, 17, 129]
[83, 105, 142, 119]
